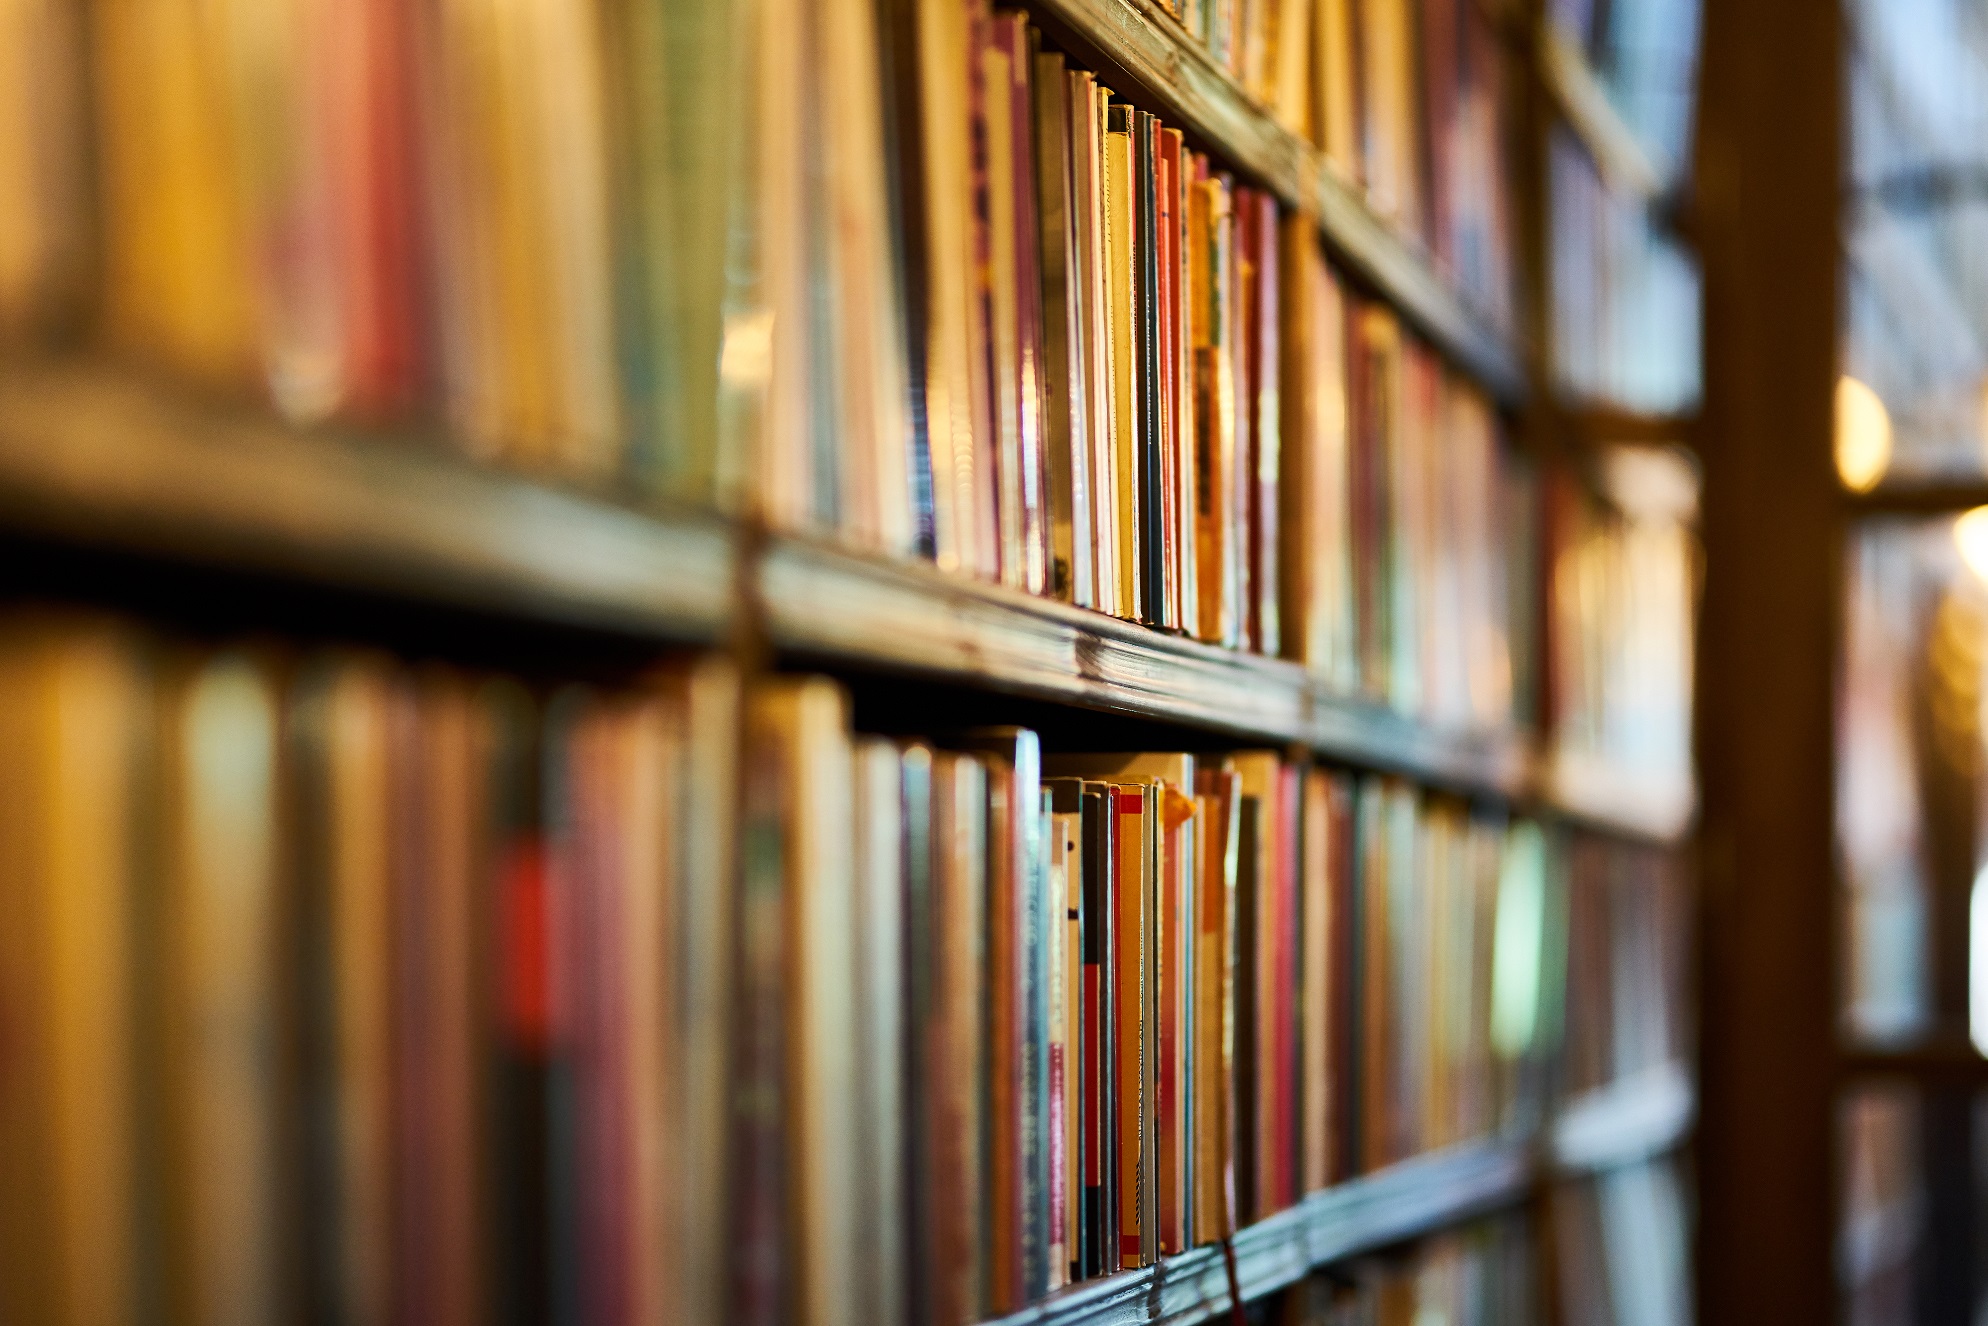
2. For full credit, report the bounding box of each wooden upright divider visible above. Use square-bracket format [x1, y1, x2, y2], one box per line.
[1692, 0, 1842, 1318]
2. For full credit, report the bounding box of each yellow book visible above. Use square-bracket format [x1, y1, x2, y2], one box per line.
[1073, 77, 1119, 616]
[1271, 0, 1312, 137]
[1315, 0, 1359, 173]
[1360, 0, 1423, 232]
[1103, 110, 1142, 620]
[93, 0, 257, 386]
[0, 616, 145, 1326]
[1191, 770, 1241, 1241]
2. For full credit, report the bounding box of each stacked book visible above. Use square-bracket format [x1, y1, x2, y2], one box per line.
[0, 611, 1556, 1324]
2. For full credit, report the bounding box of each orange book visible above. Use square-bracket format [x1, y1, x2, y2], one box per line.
[0, 616, 147, 1326]
[1191, 768, 1241, 1243]
[1156, 781, 1195, 1253]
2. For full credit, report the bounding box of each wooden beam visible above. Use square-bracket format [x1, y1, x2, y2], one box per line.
[1691, 0, 1843, 1320]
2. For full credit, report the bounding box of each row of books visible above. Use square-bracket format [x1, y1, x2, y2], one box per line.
[1545, 446, 1696, 804]
[1551, 1157, 1690, 1326]
[0, 609, 1560, 1325]
[1157, 0, 1517, 337]
[0, 614, 744, 1326]
[0, 0, 1535, 732]
[1559, 833, 1688, 1098]
[741, 682, 1551, 1314]
[1277, 1213, 1537, 1325]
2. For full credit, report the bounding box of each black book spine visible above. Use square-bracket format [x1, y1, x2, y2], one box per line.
[1232, 794, 1260, 1224]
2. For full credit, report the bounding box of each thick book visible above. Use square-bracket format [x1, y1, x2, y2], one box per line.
[0, 618, 149, 1326]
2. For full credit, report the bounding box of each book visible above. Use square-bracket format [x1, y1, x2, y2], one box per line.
[160, 650, 285, 1325]
[0, 617, 148, 1326]
[853, 740, 907, 1326]
[1191, 766, 1242, 1242]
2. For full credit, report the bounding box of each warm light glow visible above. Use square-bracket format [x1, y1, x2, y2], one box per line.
[1835, 375, 1892, 493]
[1956, 507, 1988, 583]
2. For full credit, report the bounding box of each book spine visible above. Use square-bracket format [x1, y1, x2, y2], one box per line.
[1111, 785, 1145, 1268]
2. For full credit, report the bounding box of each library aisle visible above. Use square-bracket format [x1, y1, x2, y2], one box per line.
[1, 0, 1875, 1321]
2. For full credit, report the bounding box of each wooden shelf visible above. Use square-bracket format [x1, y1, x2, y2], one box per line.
[1539, 22, 1667, 202]
[982, 1139, 1534, 1326]
[764, 532, 1533, 800]
[1025, 0, 1525, 403]
[976, 1063, 1699, 1326]
[1549, 1062, 1696, 1176]
[0, 358, 736, 640]
[0, 358, 1694, 841]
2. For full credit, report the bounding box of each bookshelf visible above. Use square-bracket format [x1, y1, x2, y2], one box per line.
[0, 358, 1703, 844]
[0, 0, 1702, 1318]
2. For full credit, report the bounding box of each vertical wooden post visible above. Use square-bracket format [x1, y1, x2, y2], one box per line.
[1691, 0, 1843, 1320]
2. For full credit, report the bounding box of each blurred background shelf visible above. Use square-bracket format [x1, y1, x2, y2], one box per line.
[1025, 0, 1526, 402]
[1539, 20, 1666, 202]
[1540, 749, 1697, 842]
[0, 358, 737, 640]
[983, 1139, 1535, 1326]
[1549, 1063, 1697, 1175]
